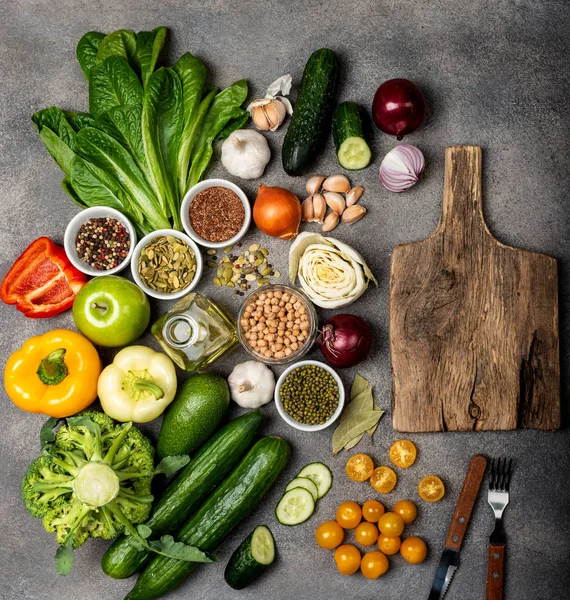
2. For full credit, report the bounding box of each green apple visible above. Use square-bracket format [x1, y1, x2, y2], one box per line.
[73, 276, 150, 347]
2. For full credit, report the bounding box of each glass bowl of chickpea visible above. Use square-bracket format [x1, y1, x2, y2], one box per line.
[237, 284, 318, 365]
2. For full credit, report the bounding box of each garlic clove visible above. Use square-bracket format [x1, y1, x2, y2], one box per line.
[312, 193, 326, 223]
[324, 191, 346, 215]
[322, 174, 351, 194]
[342, 205, 367, 224]
[306, 175, 326, 195]
[264, 100, 287, 131]
[322, 211, 340, 232]
[301, 196, 315, 222]
[346, 185, 364, 207]
[251, 105, 271, 131]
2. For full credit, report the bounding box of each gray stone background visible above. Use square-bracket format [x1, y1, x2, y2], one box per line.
[1, 0, 569, 599]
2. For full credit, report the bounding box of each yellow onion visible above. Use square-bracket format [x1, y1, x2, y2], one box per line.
[253, 184, 301, 240]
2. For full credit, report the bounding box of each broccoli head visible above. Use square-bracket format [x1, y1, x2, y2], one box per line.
[22, 411, 155, 558]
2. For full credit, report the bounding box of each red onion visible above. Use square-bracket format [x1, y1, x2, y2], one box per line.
[372, 79, 426, 140]
[380, 144, 425, 192]
[317, 314, 372, 368]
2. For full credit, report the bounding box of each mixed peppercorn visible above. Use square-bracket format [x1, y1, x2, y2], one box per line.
[75, 217, 130, 271]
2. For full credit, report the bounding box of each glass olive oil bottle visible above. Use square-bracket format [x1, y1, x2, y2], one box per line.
[152, 293, 237, 371]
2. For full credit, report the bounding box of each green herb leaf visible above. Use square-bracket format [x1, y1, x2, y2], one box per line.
[126, 535, 146, 551]
[341, 388, 374, 423]
[137, 524, 153, 539]
[153, 455, 190, 477]
[55, 542, 75, 576]
[40, 417, 62, 449]
[343, 433, 364, 451]
[149, 535, 217, 563]
[351, 374, 369, 400]
[332, 410, 383, 455]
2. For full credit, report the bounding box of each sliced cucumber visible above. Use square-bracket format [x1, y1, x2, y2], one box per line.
[285, 477, 319, 501]
[275, 487, 315, 526]
[224, 526, 275, 590]
[338, 136, 371, 170]
[297, 462, 332, 499]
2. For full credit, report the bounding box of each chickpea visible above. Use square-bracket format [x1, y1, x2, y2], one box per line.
[249, 318, 256, 327]
[274, 291, 282, 299]
[274, 351, 285, 358]
[298, 306, 306, 315]
[293, 301, 302, 311]
[283, 337, 291, 347]
[274, 343, 284, 351]
[249, 340, 257, 348]
[290, 342, 299, 351]
[240, 319, 249, 328]
[267, 333, 275, 342]
[286, 321, 294, 329]
[292, 328, 301, 338]
[300, 320, 310, 331]
[264, 350, 273, 358]
[257, 339, 267, 348]
[276, 336, 284, 344]
[278, 310, 286, 318]
[267, 291, 274, 299]
[244, 310, 251, 319]
[263, 327, 269, 335]
[284, 347, 292, 356]
[279, 300, 285, 307]
[259, 294, 267, 301]
[271, 305, 280, 313]
[285, 302, 293, 311]
[259, 315, 266, 323]
[278, 322, 286, 330]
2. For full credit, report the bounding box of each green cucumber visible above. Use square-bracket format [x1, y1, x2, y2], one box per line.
[101, 410, 263, 579]
[332, 102, 371, 170]
[282, 48, 339, 176]
[297, 462, 332, 498]
[275, 487, 315, 525]
[125, 437, 290, 600]
[224, 525, 275, 590]
[285, 476, 319, 501]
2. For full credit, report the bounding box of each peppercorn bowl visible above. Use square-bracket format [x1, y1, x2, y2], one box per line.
[237, 284, 318, 365]
[64, 206, 137, 277]
[131, 229, 203, 300]
[180, 178, 251, 249]
[274, 360, 345, 432]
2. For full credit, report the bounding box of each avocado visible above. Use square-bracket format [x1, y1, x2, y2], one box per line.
[157, 373, 230, 458]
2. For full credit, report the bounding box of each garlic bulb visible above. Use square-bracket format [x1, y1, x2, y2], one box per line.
[379, 144, 425, 192]
[221, 130, 271, 179]
[228, 361, 275, 408]
[247, 74, 294, 132]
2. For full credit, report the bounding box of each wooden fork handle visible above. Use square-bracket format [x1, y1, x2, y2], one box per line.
[444, 454, 488, 550]
[487, 543, 505, 599]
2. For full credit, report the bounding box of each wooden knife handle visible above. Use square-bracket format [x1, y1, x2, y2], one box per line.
[486, 543, 505, 599]
[444, 454, 487, 551]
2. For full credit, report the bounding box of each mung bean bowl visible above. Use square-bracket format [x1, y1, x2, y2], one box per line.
[274, 360, 345, 432]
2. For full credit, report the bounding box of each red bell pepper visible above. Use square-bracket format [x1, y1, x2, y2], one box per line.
[0, 237, 86, 318]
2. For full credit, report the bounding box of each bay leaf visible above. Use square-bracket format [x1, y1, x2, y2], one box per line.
[351, 374, 369, 400]
[367, 405, 385, 437]
[341, 388, 374, 423]
[332, 410, 383, 455]
[344, 433, 364, 451]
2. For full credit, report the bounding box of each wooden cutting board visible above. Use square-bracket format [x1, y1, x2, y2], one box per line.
[390, 145, 560, 432]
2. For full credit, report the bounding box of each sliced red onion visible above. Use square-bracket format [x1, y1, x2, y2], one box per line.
[379, 144, 425, 193]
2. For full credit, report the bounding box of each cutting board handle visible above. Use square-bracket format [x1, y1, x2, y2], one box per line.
[441, 145, 487, 235]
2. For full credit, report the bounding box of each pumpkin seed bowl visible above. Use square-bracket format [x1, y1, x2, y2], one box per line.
[131, 229, 203, 300]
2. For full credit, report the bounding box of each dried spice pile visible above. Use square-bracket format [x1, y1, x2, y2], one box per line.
[75, 217, 130, 270]
[190, 186, 245, 243]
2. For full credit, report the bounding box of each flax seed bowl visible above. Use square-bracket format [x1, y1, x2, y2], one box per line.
[237, 284, 318, 365]
[64, 206, 137, 277]
[181, 179, 251, 249]
[131, 229, 203, 300]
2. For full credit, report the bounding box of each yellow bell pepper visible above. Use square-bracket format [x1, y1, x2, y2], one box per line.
[97, 346, 177, 423]
[4, 329, 101, 417]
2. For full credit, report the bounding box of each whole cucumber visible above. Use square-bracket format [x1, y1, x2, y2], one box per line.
[101, 410, 263, 579]
[125, 437, 290, 600]
[282, 48, 339, 175]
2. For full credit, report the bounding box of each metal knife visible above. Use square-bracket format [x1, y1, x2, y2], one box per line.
[428, 454, 488, 599]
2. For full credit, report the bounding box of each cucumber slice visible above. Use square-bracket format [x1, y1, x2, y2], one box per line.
[285, 477, 319, 501]
[275, 487, 315, 525]
[338, 136, 371, 170]
[297, 462, 332, 499]
[250, 525, 275, 565]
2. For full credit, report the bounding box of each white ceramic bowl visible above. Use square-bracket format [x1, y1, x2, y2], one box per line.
[180, 178, 251, 249]
[64, 207, 136, 277]
[274, 360, 345, 432]
[131, 229, 203, 300]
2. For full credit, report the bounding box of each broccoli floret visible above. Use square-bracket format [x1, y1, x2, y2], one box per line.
[22, 411, 156, 573]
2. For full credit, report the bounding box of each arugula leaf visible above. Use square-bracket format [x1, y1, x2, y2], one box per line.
[135, 27, 167, 87]
[96, 30, 137, 66]
[142, 67, 184, 226]
[149, 536, 217, 563]
[89, 56, 143, 119]
[137, 524, 153, 539]
[76, 31, 105, 80]
[40, 417, 62, 449]
[55, 542, 74, 576]
[153, 455, 190, 477]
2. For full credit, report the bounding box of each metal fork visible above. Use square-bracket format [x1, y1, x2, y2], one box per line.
[486, 458, 513, 600]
